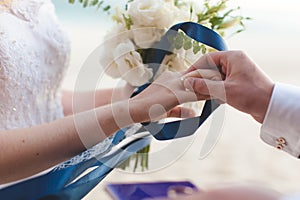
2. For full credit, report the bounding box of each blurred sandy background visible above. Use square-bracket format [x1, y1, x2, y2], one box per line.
[52, 0, 300, 199]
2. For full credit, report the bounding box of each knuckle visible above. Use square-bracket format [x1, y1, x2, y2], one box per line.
[194, 79, 206, 92]
[234, 50, 247, 59]
[225, 50, 248, 66]
[204, 53, 214, 67]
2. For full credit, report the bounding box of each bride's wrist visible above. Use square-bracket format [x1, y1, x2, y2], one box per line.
[129, 98, 150, 123]
[129, 95, 179, 123]
[93, 100, 147, 137]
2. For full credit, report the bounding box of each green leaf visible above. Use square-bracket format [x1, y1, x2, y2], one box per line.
[90, 0, 98, 6]
[174, 32, 184, 49]
[193, 45, 201, 54]
[189, 5, 193, 21]
[201, 44, 207, 54]
[209, 16, 224, 29]
[193, 41, 201, 54]
[96, 1, 104, 10]
[83, 0, 89, 8]
[103, 5, 111, 11]
[174, 0, 179, 6]
[183, 38, 192, 50]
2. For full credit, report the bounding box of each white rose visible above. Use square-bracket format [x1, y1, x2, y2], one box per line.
[155, 48, 204, 79]
[177, 1, 204, 22]
[128, 0, 177, 28]
[162, 48, 188, 71]
[113, 39, 153, 86]
[154, 49, 185, 79]
[131, 26, 166, 48]
[163, 52, 186, 72]
[184, 48, 204, 66]
[170, 48, 204, 69]
[99, 24, 129, 78]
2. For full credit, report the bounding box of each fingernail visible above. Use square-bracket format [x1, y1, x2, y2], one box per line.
[183, 78, 194, 91]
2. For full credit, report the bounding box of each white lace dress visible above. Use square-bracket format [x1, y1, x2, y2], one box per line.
[0, 0, 113, 188]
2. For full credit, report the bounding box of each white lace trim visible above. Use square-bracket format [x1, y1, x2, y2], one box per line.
[55, 124, 143, 169]
[55, 136, 114, 170]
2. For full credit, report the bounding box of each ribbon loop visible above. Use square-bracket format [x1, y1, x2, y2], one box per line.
[134, 22, 228, 140]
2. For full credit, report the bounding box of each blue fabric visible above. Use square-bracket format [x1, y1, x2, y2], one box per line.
[0, 22, 227, 199]
[133, 22, 228, 140]
[0, 133, 152, 200]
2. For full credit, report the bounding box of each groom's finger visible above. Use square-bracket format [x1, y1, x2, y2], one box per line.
[183, 69, 223, 81]
[184, 78, 226, 102]
[184, 51, 225, 74]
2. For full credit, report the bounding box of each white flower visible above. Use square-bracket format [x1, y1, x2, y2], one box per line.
[131, 26, 166, 48]
[155, 48, 204, 79]
[169, 0, 205, 22]
[185, 48, 204, 66]
[128, 0, 177, 28]
[163, 51, 186, 72]
[113, 39, 153, 86]
[154, 49, 185, 79]
[99, 24, 129, 78]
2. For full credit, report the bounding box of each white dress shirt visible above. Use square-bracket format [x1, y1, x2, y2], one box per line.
[261, 83, 300, 158]
[261, 83, 300, 200]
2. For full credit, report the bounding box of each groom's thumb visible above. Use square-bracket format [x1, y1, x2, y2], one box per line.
[184, 78, 226, 101]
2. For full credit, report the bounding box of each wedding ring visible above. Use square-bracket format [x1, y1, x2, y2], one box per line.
[181, 77, 193, 92]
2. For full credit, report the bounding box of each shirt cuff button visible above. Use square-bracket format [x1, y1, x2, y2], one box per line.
[277, 137, 286, 144]
[276, 144, 284, 150]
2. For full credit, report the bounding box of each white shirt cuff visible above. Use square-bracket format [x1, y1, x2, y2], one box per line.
[260, 83, 300, 158]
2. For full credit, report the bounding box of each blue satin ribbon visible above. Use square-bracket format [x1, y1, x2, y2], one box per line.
[133, 22, 228, 140]
[0, 133, 152, 200]
[0, 22, 227, 199]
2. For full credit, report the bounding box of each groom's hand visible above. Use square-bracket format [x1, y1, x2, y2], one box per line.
[183, 51, 275, 123]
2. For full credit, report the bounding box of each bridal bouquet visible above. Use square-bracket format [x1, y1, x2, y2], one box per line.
[69, 0, 249, 171]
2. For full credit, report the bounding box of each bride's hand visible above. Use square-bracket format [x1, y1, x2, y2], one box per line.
[130, 71, 200, 122]
[125, 80, 197, 119]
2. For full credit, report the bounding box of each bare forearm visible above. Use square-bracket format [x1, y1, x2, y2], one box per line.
[0, 71, 189, 184]
[62, 89, 113, 116]
[0, 100, 139, 184]
[62, 86, 134, 116]
[0, 116, 82, 184]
